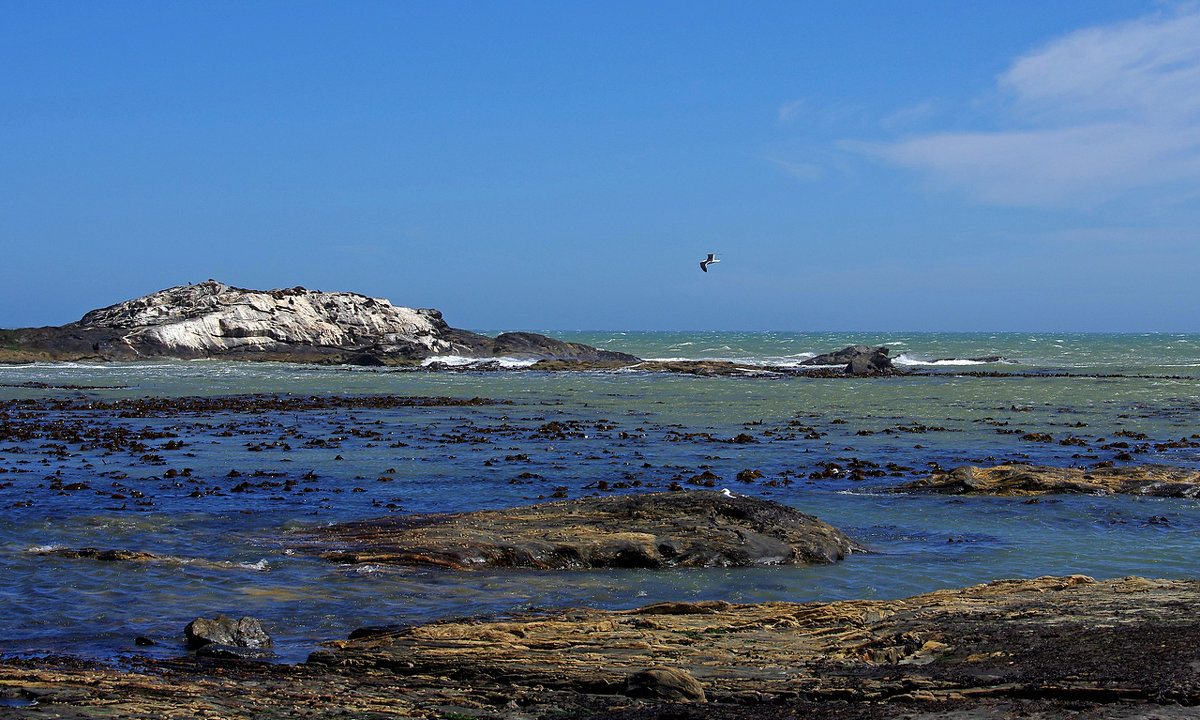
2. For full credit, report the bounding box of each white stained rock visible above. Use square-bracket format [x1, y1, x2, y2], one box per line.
[81, 280, 452, 356]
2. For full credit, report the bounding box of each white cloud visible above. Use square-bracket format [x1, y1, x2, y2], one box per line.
[866, 8, 1200, 208]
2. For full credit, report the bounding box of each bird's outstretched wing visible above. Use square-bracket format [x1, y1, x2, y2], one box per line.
[700, 261, 708, 272]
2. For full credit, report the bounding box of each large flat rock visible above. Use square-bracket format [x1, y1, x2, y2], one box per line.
[310, 575, 1200, 708]
[297, 490, 864, 569]
[894, 463, 1200, 497]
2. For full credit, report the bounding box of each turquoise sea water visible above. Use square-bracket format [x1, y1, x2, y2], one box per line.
[1, 332, 1199, 662]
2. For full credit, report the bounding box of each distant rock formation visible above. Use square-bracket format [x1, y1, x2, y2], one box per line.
[800, 345, 894, 375]
[0, 280, 639, 365]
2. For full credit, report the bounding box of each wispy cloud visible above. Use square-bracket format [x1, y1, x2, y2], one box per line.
[863, 8, 1200, 207]
[879, 101, 939, 131]
[776, 99, 806, 126]
[762, 156, 823, 181]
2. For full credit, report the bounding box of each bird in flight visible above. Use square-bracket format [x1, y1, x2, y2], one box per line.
[700, 253, 720, 272]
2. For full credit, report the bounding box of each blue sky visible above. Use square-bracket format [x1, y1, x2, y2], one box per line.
[3, 1, 1198, 332]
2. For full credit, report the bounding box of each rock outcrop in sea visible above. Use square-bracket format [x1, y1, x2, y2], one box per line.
[184, 614, 273, 651]
[894, 463, 1200, 497]
[298, 490, 864, 569]
[0, 280, 638, 366]
[801, 344, 894, 374]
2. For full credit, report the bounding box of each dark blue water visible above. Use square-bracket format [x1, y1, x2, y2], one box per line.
[1, 332, 1198, 662]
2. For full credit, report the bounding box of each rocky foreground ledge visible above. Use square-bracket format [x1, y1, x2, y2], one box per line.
[3, 575, 1200, 718]
[297, 491, 864, 569]
[0, 280, 636, 366]
[895, 464, 1200, 497]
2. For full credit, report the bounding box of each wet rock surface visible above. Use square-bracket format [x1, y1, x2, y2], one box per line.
[801, 345, 895, 375]
[184, 615, 272, 650]
[895, 463, 1200, 497]
[41, 548, 158, 563]
[298, 490, 864, 569]
[3, 576, 1199, 718]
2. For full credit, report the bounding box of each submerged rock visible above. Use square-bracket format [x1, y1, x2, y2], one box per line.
[0, 280, 638, 365]
[894, 463, 1200, 497]
[298, 490, 864, 569]
[42, 548, 157, 563]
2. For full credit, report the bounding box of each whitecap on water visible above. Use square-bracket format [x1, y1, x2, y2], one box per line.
[893, 354, 992, 367]
[26, 544, 65, 553]
[421, 355, 538, 369]
[236, 559, 271, 571]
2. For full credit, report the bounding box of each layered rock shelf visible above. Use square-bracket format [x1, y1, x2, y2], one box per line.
[895, 463, 1200, 497]
[4, 576, 1200, 718]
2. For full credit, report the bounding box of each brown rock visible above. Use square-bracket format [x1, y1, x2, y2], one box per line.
[296, 490, 864, 569]
[895, 463, 1200, 497]
[625, 667, 706, 702]
[6, 576, 1200, 718]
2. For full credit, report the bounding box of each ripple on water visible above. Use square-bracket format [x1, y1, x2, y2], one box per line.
[2, 335, 1200, 661]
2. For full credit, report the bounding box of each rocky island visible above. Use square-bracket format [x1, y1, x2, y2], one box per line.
[0, 280, 638, 366]
[0, 280, 909, 375]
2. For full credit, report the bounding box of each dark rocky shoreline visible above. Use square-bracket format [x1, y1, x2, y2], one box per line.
[2, 575, 1199, 719]
[0, 280, 918, 376]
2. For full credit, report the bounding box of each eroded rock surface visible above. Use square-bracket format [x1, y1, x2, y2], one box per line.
[895, 464, 1200, 497]
[298, 490, 864, 569]
[4, 576, 1196, 719]
[308, 575, 1200, 711]
[0, 280, 638, 365]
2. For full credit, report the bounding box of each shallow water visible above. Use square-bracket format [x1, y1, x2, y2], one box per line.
[1, 332, 1198, 662]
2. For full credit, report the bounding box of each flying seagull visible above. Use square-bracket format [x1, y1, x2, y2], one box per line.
[700, 253, 720, 272]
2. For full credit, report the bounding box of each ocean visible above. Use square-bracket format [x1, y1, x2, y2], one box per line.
[1, 332, 1198, 663]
